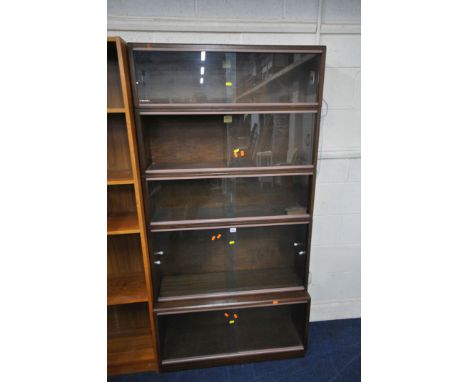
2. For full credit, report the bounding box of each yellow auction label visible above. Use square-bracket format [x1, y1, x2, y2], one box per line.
[224, 115, 232, 123]
[225, 81, 233, 87]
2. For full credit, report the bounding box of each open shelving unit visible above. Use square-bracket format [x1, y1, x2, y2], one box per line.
[127, 43, 327, 371]
[107, 36, 158, 375]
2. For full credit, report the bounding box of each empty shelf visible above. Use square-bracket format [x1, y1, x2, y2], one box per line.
[159, 268, 303, 301]
[108, 213, 140, 235]
[108, 169, 134, 185]
[108, 273, 148, 305]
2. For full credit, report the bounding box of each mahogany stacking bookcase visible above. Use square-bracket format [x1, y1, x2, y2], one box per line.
[128, 43, 326, 371]
[107, 37, 158, 375]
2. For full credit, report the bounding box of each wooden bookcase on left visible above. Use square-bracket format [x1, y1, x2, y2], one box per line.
[107, 36, 158, 375]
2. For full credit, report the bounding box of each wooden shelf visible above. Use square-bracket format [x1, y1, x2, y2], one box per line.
[108, 273, 148, 305]
[155, 290, 310, 315]
[145, 165, 314, 181]
[159, 269, 303, 301]
[107, 107, 126, 114]
[108, 169, 134, 185]
[108, 213, 140, 235]
[236, 54, 315, 101]
[150, 214, 310, 231]
[108, 331, 156, 375]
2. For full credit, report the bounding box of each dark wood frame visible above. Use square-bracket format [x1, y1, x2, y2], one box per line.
[149, 215, 311, 231]
[127, 43, 326, 372]
[154, 291, 310, 371]
[134, 108, 318, 179]
[128, 43, 324, 110]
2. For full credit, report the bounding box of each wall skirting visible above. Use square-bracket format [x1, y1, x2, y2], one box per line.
[108, 15, 360, 35]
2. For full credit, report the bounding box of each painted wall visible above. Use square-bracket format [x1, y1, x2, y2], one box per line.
[108, 0, 361, 321]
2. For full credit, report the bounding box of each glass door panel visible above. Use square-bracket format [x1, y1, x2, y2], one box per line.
[132, 49, 320, 105]
[151, 225, 308, 300]
[157, 303, 307, 363]
[148, 175, 310, 222]
[140, 113, 315, 172]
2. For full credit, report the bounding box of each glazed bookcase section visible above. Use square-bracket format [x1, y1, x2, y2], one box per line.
[127, 43, 326, 372]
[128, 44, 324, 108]
[155, 301, 308, 369]
[150, 225, 308, 301]
[137, 112, 316, 175]
[147, 175, 310, 226]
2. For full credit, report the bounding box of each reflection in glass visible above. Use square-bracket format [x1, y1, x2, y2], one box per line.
[133, 51, 320, 104]
[148, 176, 309, 222]
[158, 304, 307, 362]
[141, 113, 314, 171]
[151, 225, 308, 300]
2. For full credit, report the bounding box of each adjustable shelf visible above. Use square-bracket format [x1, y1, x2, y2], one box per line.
[107, 169, 134, 185]
[127, 42, 326, 372]
[107, 107, 126, 114]
[107, 212, 140, 235]
[107, 185, 139, 234]
[107, 37, 158, 375]
[108, 273, 148, 305]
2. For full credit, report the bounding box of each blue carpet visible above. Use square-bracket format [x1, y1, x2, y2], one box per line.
[109, 318, 361, 382]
